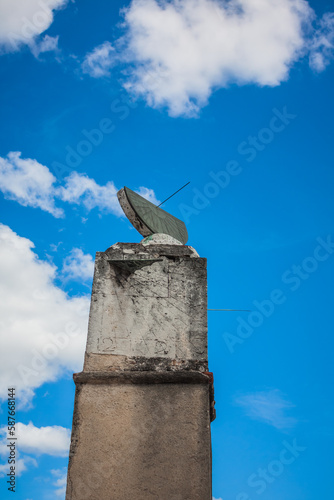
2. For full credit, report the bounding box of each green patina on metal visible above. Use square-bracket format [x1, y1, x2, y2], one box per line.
[118, 186, 188, 245]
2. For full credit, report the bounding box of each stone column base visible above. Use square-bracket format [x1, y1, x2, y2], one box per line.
[65, 371, 213, 500]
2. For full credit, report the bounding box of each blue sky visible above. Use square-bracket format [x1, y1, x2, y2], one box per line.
[0, 0, 333, 498]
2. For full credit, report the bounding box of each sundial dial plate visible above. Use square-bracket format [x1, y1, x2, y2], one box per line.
[117, 186, 188, 245]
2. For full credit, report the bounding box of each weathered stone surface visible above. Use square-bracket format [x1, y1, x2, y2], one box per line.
[74, 369, 212, 385]
[66, 381, 212, 500]
[104, 242, 199, 259]
[85, 242, 208, 366]
[66, 240, 213, 500]
[84, 352, 208, 372]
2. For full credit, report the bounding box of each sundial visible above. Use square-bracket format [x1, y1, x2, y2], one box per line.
[117, 186, 188, 244]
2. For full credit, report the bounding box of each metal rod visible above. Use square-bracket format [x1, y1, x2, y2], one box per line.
[157, 182, 190, 207]
[208, 309, 251, 311]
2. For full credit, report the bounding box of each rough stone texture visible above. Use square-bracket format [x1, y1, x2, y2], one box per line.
[84, 242, 208, 369]
[74, 370, 211, 385]
[141, 233, 192, 247]
[84, 352, 208, 372]
[66, 380, 211, 500]
[65, 241, 212, 500]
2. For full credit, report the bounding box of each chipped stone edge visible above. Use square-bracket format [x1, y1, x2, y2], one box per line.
[106, 242, 200, 258]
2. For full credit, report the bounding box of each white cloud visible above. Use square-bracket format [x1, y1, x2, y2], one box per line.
[0, 424, 68, 482]
[0, 151, 159, 219]
[120, 0, 316, 117]
[50, 241, 63, 252]
[0, 427, 38, 477]
[0, 224, 90, 406]
[0, 456, 38, 477]
[0, 422, 70, 458]
[235, 389, 297, 430]
[58, 171, 124, 216]
[0, 152, 63, 217]
[0, 0, 67, 53]
[62, 248, 95, 282]
[51, 468, 68, 497]
[136, 186, 160, 205]
[16, 422, 70, 457]
[30, 34, 59, 58]
[79, 0, 333, 117]
[82, 41, 116, 77]
[309, 12, 334, 72]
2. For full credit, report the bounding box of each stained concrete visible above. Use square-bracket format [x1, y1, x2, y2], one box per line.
[65, 241, 213, 500]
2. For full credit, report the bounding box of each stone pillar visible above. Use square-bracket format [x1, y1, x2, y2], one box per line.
[65, 239, 214, 500]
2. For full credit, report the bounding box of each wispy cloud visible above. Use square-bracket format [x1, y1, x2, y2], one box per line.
[0, 152, 64, 218]
[0, 151, 158, 219]
[0, 427, 38, 477]
[308, 12, 334, 72]
[30, 34, 60, 59]
[0, 456, 37, 477]
[61, 248, 95, 282]
[51, 468, 68, 497]
[82, 41, 116, 78]
[135, 186, 160, 205]
[58, 171, 123, 216]
[0, 424, 69, 481]
[235, 389, 297, 430]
